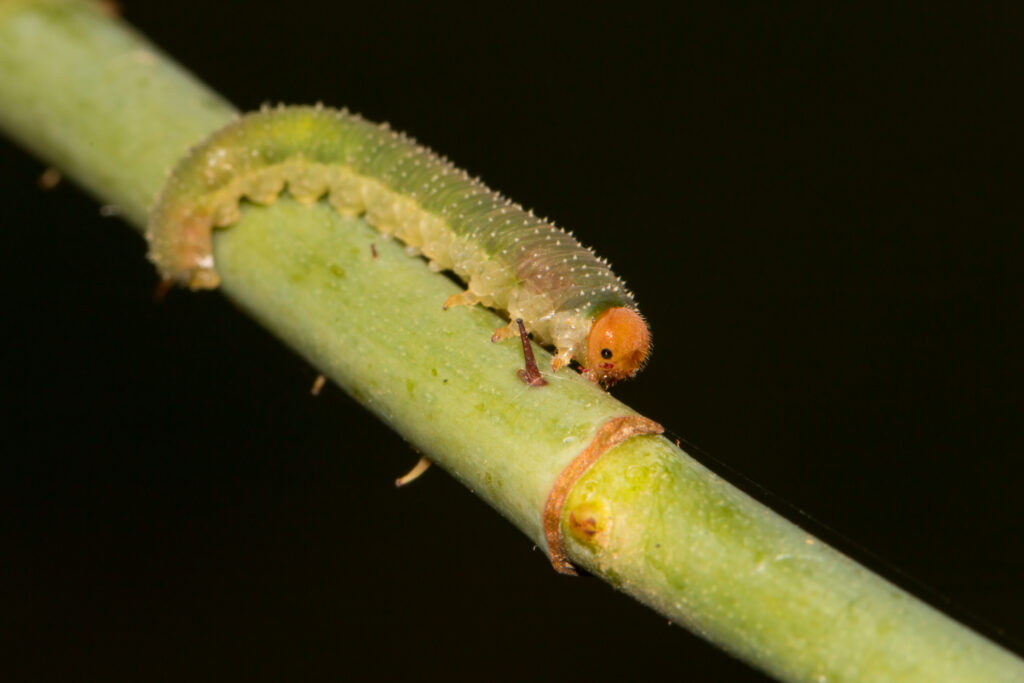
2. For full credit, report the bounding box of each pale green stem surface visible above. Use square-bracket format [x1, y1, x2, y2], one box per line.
[1, 2, 1021, 681]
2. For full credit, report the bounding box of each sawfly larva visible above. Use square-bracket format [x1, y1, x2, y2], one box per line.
[147, 105, 651, 385]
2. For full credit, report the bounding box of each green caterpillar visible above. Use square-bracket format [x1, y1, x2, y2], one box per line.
[147, 105, 651, 385]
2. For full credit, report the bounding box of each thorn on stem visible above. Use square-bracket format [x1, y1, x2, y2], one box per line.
[515, 318, 548, 387]
[395, 456, 432, 487]
[153, 279, 173, 304]
[37, 168, 61, 190]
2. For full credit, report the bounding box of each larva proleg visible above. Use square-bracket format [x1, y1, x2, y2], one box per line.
[147, 105, 651, 385]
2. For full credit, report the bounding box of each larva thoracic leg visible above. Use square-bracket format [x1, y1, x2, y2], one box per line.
[552, 348, 575, 373]
[147, 105, 651, 385]
[490, 321, 518, 344]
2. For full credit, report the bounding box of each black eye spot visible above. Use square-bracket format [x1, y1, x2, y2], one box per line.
[600, 348, 613, 359]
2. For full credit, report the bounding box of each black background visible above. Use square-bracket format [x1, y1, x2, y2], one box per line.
[3, 3, 1023, 681]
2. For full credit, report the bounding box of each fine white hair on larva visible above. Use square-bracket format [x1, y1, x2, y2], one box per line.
[146, 106, 649, 382]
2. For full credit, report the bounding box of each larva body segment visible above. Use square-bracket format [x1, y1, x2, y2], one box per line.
[147, 105, 650, 383]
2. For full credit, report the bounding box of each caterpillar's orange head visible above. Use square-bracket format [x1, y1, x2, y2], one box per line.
[585, 307, 651, 386]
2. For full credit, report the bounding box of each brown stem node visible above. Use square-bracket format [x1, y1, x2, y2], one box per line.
[542, 415, 664, 575]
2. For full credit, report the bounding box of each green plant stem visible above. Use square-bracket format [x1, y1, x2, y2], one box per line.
[1, 1, 1021, 681]
[0, 0, 234, 224]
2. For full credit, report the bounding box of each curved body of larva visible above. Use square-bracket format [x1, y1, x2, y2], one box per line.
[147, 105, 650, 383]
